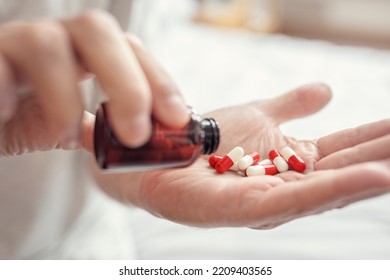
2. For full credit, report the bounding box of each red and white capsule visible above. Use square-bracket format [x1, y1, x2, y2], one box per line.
[238, 151, 260, 170]
[215, 147, 244, 174]
[269, 149, 289, 173]
[209, 155, 240, 171]
[208, 155, 223, 168]
[229, 161, 240, 171]
[208, 155, 240, 171]
[245, 164, 278, 176]
[280, 147, 306, 173]
[258, 159, 272, 165]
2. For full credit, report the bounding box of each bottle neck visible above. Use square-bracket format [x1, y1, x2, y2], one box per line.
[201, 118, 220, 154]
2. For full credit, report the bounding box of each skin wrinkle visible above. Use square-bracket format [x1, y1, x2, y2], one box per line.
[224, 178, 275, 226]
[208, 176, 281, 227]
[141, 164, 279, 227]
[282, 136, 318, 172]
[253, 170, 340, 228]
[342, 145, 361, 165]
[198, 176, 246, 225]
[321, 127, 358, 158]
[317, 119, 390, 158]
[316, 134, 390, 170]
[120, 171, 143, 208]
[319, 163, 390, 209]
[0, 94, 56, 156]
[139, 169, 199, 220]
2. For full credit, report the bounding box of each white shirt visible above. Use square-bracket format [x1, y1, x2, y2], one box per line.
[0, 0, 137, 259]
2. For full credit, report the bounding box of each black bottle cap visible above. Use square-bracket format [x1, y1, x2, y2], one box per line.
[201, 118, 220, 154]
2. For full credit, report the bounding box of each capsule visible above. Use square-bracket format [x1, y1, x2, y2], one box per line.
[258, 159, 272, 165]
[245, 164, 278, 176]
[208, 155, 240, 171]
[229, 161, 240, 171]
[280, 147, 306, 173]
[208, 155, 223, 168]
[215, 147, 244, 174]
[238, 151, 260, 170]
[269, 149, 289, 173]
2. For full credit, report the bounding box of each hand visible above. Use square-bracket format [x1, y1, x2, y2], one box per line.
[0, 10, 189, 156]
[94, 83, 390, 229]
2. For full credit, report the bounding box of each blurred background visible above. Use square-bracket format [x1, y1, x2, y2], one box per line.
[131, 0, 389, 136]
[194, 0, 390, 48]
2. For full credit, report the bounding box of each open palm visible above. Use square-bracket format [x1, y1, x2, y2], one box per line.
[94, 84, 390, 229]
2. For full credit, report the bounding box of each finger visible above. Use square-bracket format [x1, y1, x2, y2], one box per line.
[62, 10, 152, 147]
[126, 35, 190, 128]
[0, 21, 84, 141]
[259, 83, 332, 124]
[56, 110, 95, 152]
[81, 110, 95, 153]
[315, 134, 390, 170]
[0, 54, 16, 122]
[317, 118, 390, 157]
[251, 159, 390, 229]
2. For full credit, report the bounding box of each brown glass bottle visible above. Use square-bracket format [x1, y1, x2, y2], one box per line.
[94, 104, 220, 171]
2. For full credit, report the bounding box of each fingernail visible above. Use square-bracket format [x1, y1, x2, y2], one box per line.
[127, 114, 151, 147]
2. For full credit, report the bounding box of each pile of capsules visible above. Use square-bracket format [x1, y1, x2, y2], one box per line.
[208, 146, 306, 176]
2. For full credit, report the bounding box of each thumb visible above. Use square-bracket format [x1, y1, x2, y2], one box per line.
[81, 111, 95, 153]
[260, 83, 332, 124]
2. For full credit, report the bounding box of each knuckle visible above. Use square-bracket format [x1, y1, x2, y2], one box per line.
[23, 22, 68, 56]
[27, 22, 66, 47]
[1, 21, 67, 56]
[73, 9, 118, 31]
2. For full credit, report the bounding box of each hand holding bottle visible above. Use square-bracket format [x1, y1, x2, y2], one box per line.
[0, 10, 189, 156]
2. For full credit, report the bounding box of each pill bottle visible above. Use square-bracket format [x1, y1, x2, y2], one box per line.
[94, 103, 220, 171]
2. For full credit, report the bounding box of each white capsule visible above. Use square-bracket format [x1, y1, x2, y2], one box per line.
[215, 146, 244, 174]
[258, 159, 272, 165]
[229, 161, 240, 171]
[227, 146, 245, 162]
[280, 147, 295, 159]
[273, 157, 289, 172]
[245, 164, 278, 176]
[238, 151, 260, 170]
[246, 165, 266, 176]
[269, 149, 289, 173]
[280, 146, 306, 173]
